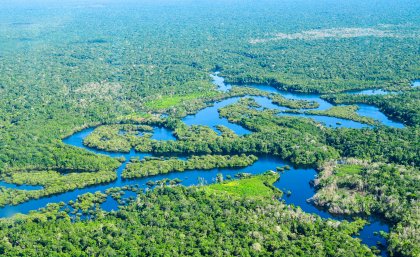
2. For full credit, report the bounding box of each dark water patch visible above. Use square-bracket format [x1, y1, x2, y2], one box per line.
[253, 95, 289, 111]
[64, 128, 129, 158]
[70, 53, 93, 60]
[224, 74, 404, 128]
[274, 169, 337, 220]
[16, 37, 33, 42]
[239, 83, 334, 110]
[123, 190, 138, 199]
[87, 39, 108, 44]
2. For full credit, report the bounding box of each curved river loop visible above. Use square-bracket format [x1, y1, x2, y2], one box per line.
[1, 72, 409, 256]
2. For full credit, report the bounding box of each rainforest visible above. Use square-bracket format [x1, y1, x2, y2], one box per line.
[0, 0, 419, 256]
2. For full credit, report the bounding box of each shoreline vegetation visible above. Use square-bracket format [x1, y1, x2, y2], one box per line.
[123, 154, 258, 179]
[304, 105, 378, 125]
[0, 1, 418, 256]
[310, 159, 419, 256]
[0, 173, 377, 256]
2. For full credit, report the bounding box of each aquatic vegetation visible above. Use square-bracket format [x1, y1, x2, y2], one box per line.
[305, 105, 377, 125]
[0, 175, 374, 257]
[69, 191, 108, 216]
[0, 170, 117, 208]
[83, 125, 145, 152]
[0, 0, 418, 256]
[324, 91, 420, 126]
[123, 154, 258, 179]
[228, 86, 319, 109]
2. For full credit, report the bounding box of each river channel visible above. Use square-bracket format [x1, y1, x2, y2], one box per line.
[1, 73, 407, 256]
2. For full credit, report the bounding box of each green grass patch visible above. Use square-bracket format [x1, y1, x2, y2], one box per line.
[335, 164, 363, 177]
[145, 91, 220, 109]
[118, 113, 153, 122]
[204, 172, 280, 198]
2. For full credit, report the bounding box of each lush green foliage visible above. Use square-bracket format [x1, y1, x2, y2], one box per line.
[123, 154, 258, 178]
[0, 176, 374, 257]
[145, 89, 220, 110]
[0, 170, 116, 207]
[325, 127, 420, 166]
[228, 87, 319, 109]
[306, 105, 377, 125]
[0, 1, 418, 256]
[323, 91, 420, 126]
[0, 0, 418, 177]
[205, 172, 281, 198]
[84, 103, 340, 166]
[311, 159, 419, 257]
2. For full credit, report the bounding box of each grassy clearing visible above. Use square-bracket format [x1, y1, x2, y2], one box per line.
[335, 164, 363, 177]
[145, 91, 220, 109]
[204, 172, 280, 198]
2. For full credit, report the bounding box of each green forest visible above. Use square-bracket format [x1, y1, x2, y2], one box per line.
[311, 160, 419, 256]
[0, 174, 375, 257]
[0, 0, 419, 256]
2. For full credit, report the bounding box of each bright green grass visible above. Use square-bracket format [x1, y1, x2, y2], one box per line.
[204, 173, 280, 198]
[335, 164, 363, 177]
[145, 91, 220, 109]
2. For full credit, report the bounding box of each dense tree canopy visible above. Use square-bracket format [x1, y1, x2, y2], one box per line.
[0, 1, 419, 256]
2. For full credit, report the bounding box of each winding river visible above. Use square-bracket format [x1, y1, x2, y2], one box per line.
[0, 73, 407, 256]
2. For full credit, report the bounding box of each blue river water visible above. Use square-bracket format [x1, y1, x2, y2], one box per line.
[183, 97, 252, 135]
[347, 89, 390, 95]
[0, 73, 404, 256]
[204, 74, 404, 130]
[0, 181, 43, 191]
[237, 84, 404, 129]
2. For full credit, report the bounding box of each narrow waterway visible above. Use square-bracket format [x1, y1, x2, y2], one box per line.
[0, 73, 405, 256]
[213, 74, 404, 129]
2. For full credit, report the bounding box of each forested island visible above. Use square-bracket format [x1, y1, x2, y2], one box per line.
[0, 0, 419, 256]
